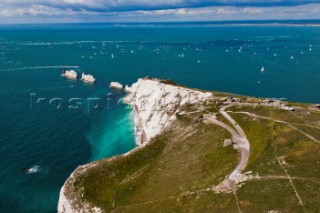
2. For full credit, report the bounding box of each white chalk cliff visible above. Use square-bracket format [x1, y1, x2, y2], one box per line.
[58, 178, 76, 213]
[57, 78, 213, 212]
[124, 78, 213, 145]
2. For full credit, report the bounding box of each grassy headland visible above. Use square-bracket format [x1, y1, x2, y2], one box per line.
[62, 82, 320, 212]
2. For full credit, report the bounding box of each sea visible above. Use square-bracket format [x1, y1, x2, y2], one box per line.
[0, 22, 319, 213]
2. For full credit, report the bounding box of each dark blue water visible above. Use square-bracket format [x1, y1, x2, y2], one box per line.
[0, 23, 319, 213]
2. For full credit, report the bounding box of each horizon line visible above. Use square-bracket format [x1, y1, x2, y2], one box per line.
[1, 19, 320, 26]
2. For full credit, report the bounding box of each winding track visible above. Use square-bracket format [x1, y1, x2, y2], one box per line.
[204, 105, 250, 192]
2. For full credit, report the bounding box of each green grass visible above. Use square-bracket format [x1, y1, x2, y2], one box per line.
[228, 110, 320, 212]
[293, 180, 320, 212]
[66, 133, 167, 211]
[230, 110, 320, 172]
[229, 113, 281, 174]
[216, 113, 237, 132]
[64, 102, 320, 212]
[116, 191, 238, 213]
[237, 179, 304, 212]
[65, 119, 239, 212]
[230, 105, 320, 126]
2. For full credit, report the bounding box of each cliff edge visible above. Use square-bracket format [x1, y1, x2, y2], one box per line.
[58, 78, 214, 213]
[124, 78, 213, 145]
[57, 77, 320, 212]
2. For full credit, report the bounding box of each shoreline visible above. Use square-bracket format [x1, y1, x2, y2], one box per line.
[57, 78, 320, 212]
[57, 78, 215, 212]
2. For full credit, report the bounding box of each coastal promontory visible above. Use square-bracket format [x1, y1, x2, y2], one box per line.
[58, 78, 320, 213]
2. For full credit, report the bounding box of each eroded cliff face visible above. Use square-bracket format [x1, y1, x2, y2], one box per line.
[124, 78, 213, 145]
[58, 162, 104, 213]
[57, 78, 214, 213]
[58, 180, 75, 213]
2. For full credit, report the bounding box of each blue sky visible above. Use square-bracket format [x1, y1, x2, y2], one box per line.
[0, 0, 319, 24]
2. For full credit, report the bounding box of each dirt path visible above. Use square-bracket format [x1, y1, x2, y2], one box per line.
[220, 106, 250, 182]
[204, 105, 250, 192]
[232, 111, 320, 145]
[274, 146, 306, 211]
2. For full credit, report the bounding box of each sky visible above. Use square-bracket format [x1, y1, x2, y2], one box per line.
[0, 0, 320, 24]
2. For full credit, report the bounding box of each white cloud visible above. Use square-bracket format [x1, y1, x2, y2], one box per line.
[0, 0, 184, 9]
[217, 8, 236, 15]
[0, 5, 75, 17]
[117, 4, 320, 21]
[0, 4, 100, 18]
[62, 0, 103, 7]
[243, 7, 264, 15]
[0, 1, 319, 23]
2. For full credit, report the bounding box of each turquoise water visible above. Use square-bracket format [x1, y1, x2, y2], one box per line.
[0, 23, 319, 213]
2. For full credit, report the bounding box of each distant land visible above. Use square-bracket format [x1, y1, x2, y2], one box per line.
[1, 19, 320, 27]
[110, 19, 320, 26]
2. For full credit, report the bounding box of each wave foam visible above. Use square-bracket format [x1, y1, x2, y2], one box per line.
[25, 165, 41, 174]
[0, 65, 79, 72]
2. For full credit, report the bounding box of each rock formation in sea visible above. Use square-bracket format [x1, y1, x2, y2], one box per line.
[109, 81, 123, 90]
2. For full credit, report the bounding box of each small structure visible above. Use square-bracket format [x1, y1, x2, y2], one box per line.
[81, 72, 96, 83]
[227, 96, 234, 101]
[263, 99, 275, 104]
[281, 106, 295, 111]
[109, 82, 123, 90]
[246, 98, 259, 104]
[309, 104, 320, 111]
[63, 69, 77, 79]
[233, 98, 241, 103]
[223, 139, 233, 147]
[219, 97, 228, 102]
